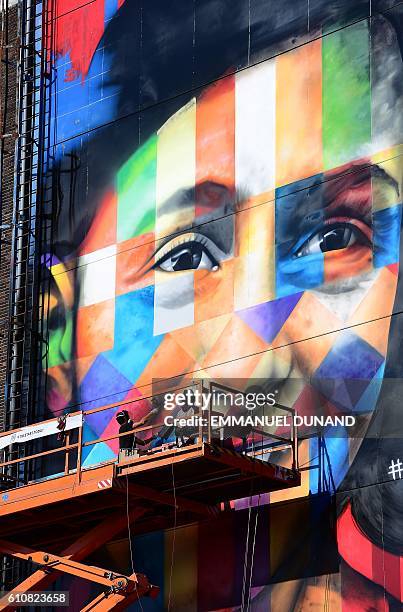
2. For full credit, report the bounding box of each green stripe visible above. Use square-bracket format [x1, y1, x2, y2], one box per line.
[47, 311, 73, 368]
[322, 20, 371, 169]
[117, 134, 157, 242]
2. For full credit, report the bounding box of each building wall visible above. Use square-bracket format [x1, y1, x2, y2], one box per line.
[40, 0, 403, 609]
[0, 3, 18, 432]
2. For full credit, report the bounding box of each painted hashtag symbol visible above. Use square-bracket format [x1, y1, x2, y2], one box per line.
[388, 459, 403, 480]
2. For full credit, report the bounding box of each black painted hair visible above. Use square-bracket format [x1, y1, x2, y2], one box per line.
[338, 265, 403, 555]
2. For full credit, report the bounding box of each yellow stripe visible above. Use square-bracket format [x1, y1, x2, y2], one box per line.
[156, 98, 196, 240]
[276, 39, 323, 187]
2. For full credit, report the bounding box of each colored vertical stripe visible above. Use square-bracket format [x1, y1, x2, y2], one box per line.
[78, 245, 117, 307]
[164, 525, 198, 610]
[234, 208, 250, 311]
[156, 99, 196, 238]
[371, 151, 403, 212]
[154, 271, 194, 335]
[276, 38, 322, 187]
[105, 286, 163, 382]
[133, 531, 165, 609]
[373, 204, 402, 268]
[371, 16, 403, 152]
[196, 76, 235, 216]
[246, 203, 275, 305]
[235, 59, 276, 197]
[323, 20, 371, 169]
[104, 0, 118, 22]
[234, 203, 275, 311]
[338, 503, 403, 603]
[197, 514, 237, 609]
[76, 300, 114, 358]
[275, 177, 325, 298]
[53, 0, 106, 82]
[117, 135, 157, 242]
[81, 188, 117, 254]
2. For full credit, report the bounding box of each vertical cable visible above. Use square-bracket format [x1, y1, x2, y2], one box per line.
[126, 474, 144, 612]
[167, 452, 177, 612]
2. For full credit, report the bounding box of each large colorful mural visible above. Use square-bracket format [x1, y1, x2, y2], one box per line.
[42, 0, 403, 609]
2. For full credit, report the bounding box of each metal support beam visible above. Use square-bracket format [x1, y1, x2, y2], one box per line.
[123, 481, 218, 518]
[0, 539, 155, 595]
[81, 574, 159, 612]
[0, 506, 148, 611]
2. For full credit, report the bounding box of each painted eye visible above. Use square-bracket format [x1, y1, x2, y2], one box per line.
[295, 223, 368, 258]
[155, 241, 219, 272]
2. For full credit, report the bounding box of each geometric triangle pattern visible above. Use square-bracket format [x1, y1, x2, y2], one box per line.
[237, 292, 303, 343]
[312, 331, 385, 410]
[78, 354, 132, 411]
[171, 314, 232, 363]
[47, 37, 403, 501]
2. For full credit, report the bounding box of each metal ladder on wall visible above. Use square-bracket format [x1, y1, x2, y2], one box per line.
[2, 0, 55, 591]
[5, 0, 54, 455]
[299, 434, 337, 496]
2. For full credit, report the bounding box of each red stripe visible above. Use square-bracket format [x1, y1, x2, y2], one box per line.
[49, 0, 106, 82]
[338, 502, 403, 602]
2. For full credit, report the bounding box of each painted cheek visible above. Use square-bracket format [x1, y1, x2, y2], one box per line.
[115, 234, 155, 296]
[324, 244, 372, 283]
[194, 260, 235, 321]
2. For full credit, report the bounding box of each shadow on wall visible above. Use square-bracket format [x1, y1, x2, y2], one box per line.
[77, 493, 338, 611]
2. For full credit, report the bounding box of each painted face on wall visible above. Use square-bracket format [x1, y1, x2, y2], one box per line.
[46, 14, 403, 484]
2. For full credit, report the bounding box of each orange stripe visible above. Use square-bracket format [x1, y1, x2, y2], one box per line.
[79, 188, 117, 255]
[196, 76, 235, 216]
[276, 38, 323, 187]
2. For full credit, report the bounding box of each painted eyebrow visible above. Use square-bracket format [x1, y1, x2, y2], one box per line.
[326, 162, 399, 196]
[323, 163, 399, 221]
[276, 162, 400, 248]
[156, 187, 196, 218]
[156, 181, 234, 218]
[371, 164, 400, 196]
[139, 178, 247, 271]
[144, 163, 399, 253]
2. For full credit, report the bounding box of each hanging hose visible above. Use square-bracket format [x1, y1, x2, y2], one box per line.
[240, 499, 253, 612]
[241, 433, 256, 612]
[245, 494, 261, 611]
[167, 449, 177, 612]
[126, 474, 144, 612]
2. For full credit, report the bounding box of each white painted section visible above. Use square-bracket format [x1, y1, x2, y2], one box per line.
[154, 271, 194, 335]
[235, 59, 276, 197]
[78, 244, 117, 307]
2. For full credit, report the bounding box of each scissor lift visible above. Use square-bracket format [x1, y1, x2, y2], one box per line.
[0, 383, 300, 611]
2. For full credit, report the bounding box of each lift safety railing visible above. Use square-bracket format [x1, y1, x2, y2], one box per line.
[0, 381, 299, 490]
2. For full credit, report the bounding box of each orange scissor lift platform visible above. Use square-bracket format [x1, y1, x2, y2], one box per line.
[0, 385, 300, 611]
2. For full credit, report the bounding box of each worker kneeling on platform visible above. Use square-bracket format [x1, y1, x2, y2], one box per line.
[116, 409, 155, 458]
[156, 391, 199, 448]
